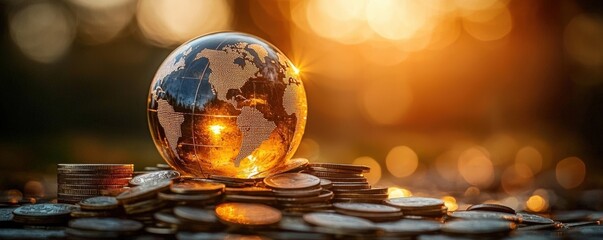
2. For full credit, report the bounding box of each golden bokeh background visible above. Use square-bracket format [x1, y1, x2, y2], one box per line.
[1, 0, 602, 211]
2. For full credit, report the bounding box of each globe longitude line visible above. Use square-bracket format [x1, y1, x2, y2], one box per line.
[189, 37, 231, 178]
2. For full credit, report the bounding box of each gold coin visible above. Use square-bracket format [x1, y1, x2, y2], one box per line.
[215, 203, 282, 227]
[264, 173, 320, 190]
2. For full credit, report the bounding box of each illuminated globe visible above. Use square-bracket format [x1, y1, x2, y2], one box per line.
[147, 32, 307, 178]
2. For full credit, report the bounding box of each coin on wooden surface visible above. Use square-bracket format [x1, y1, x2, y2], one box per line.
[79, 196, 119, 211]
[441, 219, 516, 235]
[69, 217, 143, 232]
[264, 173, 321, 190]
[467, 203, 516, 214]
[385, 197, 444, 210]
[302, 212, 377, 232]
[170, 180, 225, 194]
[129, 170, 180, 186]
[215, 203, 282, 227]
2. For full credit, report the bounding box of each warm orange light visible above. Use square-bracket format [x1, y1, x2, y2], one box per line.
[352, 156, 381, 185]
[209, 124, 226, 135]
[526, 195, 547, 212]
[291, 64, 301, 75]
[458, 147, 494, 187]
[386, 146, 418, 177]
[442, 196, 458, 211]
[388, 187, 412, 198]
[556, 156, 586, 189]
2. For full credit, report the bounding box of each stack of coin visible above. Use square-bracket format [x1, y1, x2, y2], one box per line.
[70, 196, 121, 218]
[12, 203, 78, 225]
[303, 163, 388, 203]
[66, 218, 143, 238]
[116, 181, 171, 225]
[264, 173, 333, 213]
[219, 173, 334, 214]
[385, 197, 447, 217]
[57, 164, 133, 204]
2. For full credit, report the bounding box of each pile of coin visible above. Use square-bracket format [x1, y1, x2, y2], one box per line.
[57, 164, 133, 204]
[0, 160, 595, 239]
[303, 163, 388, 203]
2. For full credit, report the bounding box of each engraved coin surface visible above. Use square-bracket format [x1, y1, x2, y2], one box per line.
[129, 170, 180, 186]
[79, 196, 119, 211]
[13, 203, 77, 217]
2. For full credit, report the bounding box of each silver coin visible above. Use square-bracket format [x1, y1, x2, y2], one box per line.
[333, 202, 400, 213]
[0, 208, 16, 222]
[467, 203, 515, 214]
[377, 219, 441, 235]
[13, 203, 77, 217]
[129, 170, 180, 186]
[69, 217, 143, 232]
[173, 206, 218, 224]
[441, 219, 516, 234]
[302, 212, 377, 232]
[517, 212, 555, 224]
[79, 196, 119, 210]
[385, 197, 444, 210]
[449, 210, 519, 222]
[154, 211, 183, 225]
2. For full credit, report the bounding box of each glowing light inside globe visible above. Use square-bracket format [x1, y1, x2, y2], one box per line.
[147, 32, 307, 178]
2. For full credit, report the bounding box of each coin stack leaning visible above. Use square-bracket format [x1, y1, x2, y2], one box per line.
[303, 163, 388, 203]
[57, 164, 133, 204]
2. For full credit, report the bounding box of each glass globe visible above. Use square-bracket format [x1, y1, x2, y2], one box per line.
[147, 32, 307, 178]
